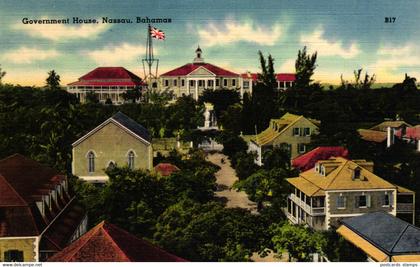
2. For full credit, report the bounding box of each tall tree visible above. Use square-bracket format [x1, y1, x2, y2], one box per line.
[0, 65, 6, 85]
[257, 51, 276, 88]
[294, 46, 317, 89]
[46, 70, 61, 90]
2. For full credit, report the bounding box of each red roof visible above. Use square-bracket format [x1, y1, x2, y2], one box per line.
[0, 154, 84, 243]
[240, 73, 296, 82]
[154, 163, 180, 176]
[68, 67, 143, 87]
[48, 221, 187, 262]
[395, 125, 420, 140]
[292, 147, 349, 172]
[161, 63, 238, 77]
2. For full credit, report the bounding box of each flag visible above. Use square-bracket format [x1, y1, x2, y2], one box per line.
[150, 26, 165, 40]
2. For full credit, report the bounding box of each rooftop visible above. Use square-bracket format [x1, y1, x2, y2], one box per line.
[48, 221, 187, 262]
[68, 67, 143, 87]
[337, 212, 420, 262]
[292, 146, 349, 171]
[154, 163, 180, 176]
[287, 157, 396, 196]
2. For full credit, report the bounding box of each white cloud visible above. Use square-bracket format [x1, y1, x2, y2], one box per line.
[197, 19, 283, 47]
[3, 47, 60, 64]
[368, 43, 420, 82]
[300, 27, 360, 59]
[277, 59, 295, 73]
[13, 18, 109, 41]
[84, 43, 147, 65]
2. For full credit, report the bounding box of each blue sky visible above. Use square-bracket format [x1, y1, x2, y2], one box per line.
[1, 0, 419, 85]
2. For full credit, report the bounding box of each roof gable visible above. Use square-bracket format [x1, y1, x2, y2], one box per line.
[160, 63, 238, 77]
[48, 221, 187, 262]
[72, 112, 151, 147]
[188, 66, 216, 76]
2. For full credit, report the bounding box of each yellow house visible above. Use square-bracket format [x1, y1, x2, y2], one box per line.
[286, 157, 415, 230]
[72, 112, 153, 183]
[0, 154, 87, 262]
[248, 113, 320, 165]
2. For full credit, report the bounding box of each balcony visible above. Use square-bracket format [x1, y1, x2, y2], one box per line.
[289, 194, 325, 216]
[397, 203, 414, 213]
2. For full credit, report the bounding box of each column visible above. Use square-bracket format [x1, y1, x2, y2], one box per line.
[213, 78, 216, 90]
[195, 79, 199, 101]
[187, 78, 190, 95]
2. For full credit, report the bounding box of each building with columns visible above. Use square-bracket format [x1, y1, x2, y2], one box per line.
[159, 46, 244, 100]
[66, 67, 144, 104]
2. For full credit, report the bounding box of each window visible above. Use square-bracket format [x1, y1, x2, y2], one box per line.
[128, 151, 135, 170]
[164, 79, 169, 87]
[107, 161, 116, 170]
[337, 195, 346, 209]
[383, 193, 390, 206]
[189, 80, 194, 87]
[173, 79, 177, 86]
[4, 250, 24, 262]
[320, 165, 325, 176]
[223, 79, 228, 87]
[88, 151, 95, 173]
[298, 144, 306, 154]
[181, 79, 185, 87]
[280, 81, 285, 88]
[304, 127, 311, 136]
[216, 79, 220, 87]
[208, 80, 213, 87]
[293, 127, 300, 136]
[353, 168, 361, 180]
[357, 195, 370, 208]
[232, 79, 236, 87]
[243, 81, 249, 89]
[358, 195, 367, 207]
[199, 80, 203, 87]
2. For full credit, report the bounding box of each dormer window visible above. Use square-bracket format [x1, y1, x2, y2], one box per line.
[353, 167, 361, 180]
[315, 163, 319, 172]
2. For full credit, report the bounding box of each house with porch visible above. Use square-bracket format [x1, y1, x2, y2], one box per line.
[286, 157, 415, 230]
[0, 154, 87, 262]
[67, 67, 144, 104]
[248, 113, 320, 165]
[72, 112, 153, 183]
[159, 46, 242, 100]
[240, 72, 296, 94]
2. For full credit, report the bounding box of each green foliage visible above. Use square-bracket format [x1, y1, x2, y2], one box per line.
[340, 68, 376, 90]
[199, 89, 240, 121]
[271, 223, 326, 262]
[154, 200, 270, 261]
[45, 70, 61, 90]
[216, 131, 247, 158]
[257, 51, 277, 88]
[230, 151, 259, 180]
[294, 46, 317, 89]
[122, 86, 142, 103]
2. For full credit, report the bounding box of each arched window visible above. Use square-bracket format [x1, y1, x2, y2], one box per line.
[88, 151, 95, 173]
[128, 151, 135, 170]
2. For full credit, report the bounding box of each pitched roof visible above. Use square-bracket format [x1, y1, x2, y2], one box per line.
[154, 163, 180, 176]
[0, 154, 65, 206]
[370, 120, 412, 132]
[287, 157, 396, 196]
[252, 113, 319, 146]
[0, 154, 85, 243]
[68, 67, 143, 87]
[337, 212, 420, 261]
[48, 221, 187, 262]
[72, 112, 151, 147]
[240, 73, 296, 82]
[358, 129, 387, 143]
[160, 63, 238, 77]
[292, 146, 349, 171]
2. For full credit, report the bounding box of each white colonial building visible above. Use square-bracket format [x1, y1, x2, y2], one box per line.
[159, 46, 246, 100]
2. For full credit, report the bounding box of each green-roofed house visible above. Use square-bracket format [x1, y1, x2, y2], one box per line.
[248, 113, 320, 165]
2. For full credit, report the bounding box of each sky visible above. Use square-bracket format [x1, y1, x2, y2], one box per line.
[1, 0, 420, 86]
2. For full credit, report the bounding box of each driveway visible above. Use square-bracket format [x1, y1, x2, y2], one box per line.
[207, 153, 257, 213]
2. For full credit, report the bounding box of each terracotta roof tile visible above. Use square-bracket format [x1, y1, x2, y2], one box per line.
[48, 221, 187, 262]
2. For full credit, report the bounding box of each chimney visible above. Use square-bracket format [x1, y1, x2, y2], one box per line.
[387, 127, 394, 148]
